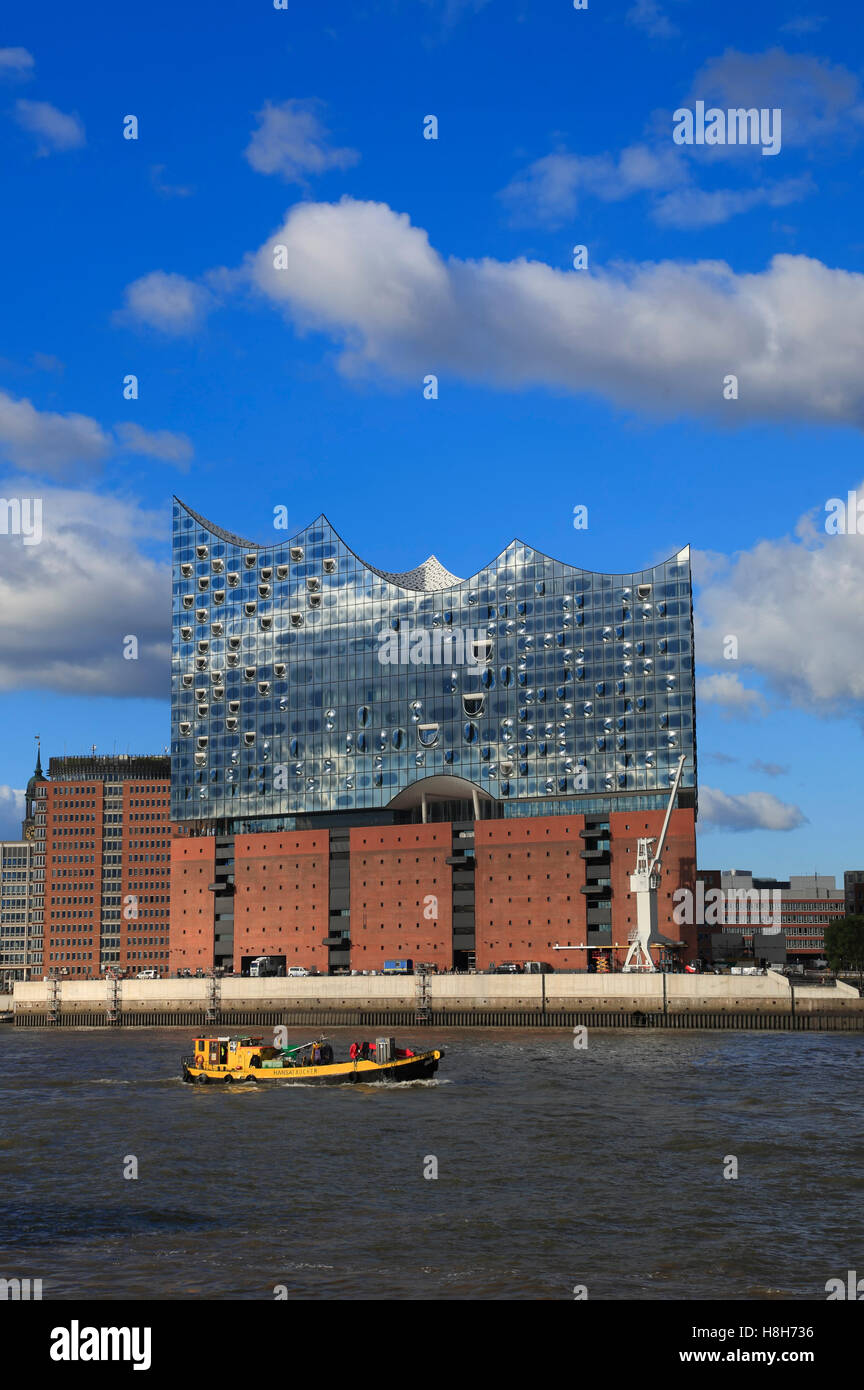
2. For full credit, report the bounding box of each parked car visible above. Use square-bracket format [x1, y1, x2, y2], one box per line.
[136, 969, 158, 980]
[286, 966, 310, 978]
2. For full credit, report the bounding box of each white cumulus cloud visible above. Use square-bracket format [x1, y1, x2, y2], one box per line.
[0, 486, 169, 697]
[241, 197, 864, 429]
[14, 99, 85, 153]
[0, 786, 26, 840]
[114, 423, 193, 465]
[697, 673, 766, 717]
[696, 488, 864, 712]
[119, 271, 214, 335]
[244, 99, 359, 184]
[699, 787, 807, 832]
[0, 47, 34, 75]
[0, 390, 110, 476]
[626, 1, 679, 39]
[0, 390, 193, 478]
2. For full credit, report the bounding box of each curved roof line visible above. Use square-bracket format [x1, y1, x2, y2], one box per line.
[174, 497, 689, 593]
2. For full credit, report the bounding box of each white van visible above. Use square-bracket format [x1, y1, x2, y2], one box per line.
[287, 966, 310, 978]
[136, 969, 158, 980]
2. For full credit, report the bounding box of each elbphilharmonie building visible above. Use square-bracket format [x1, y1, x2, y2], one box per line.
[170, 499, 698, 976]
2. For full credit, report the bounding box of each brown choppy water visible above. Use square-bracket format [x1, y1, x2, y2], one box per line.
[1, 1026, 862, 1300]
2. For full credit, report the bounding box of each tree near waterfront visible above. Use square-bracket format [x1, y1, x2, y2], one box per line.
[824, 916, 864, 984]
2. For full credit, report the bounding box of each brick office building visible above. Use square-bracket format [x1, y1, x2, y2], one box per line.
[43, 755, 174, 979]
[170, 500, 698, 972]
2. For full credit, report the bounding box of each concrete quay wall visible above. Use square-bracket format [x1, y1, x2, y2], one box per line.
[8, 971, 862, 1028]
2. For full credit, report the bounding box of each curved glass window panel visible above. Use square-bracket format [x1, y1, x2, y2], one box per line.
[391, 728, 405, 749]
[418, 724, 439, 747]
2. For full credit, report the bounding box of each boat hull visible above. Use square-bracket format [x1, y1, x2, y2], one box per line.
[181, 1049, 442, 1086]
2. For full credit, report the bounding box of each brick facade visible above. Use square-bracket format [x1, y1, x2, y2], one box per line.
[234, 831, 329, 972]
[169, 836, 217, 972]
[474, 816, 586, 969]
[349, 824, 453, 971]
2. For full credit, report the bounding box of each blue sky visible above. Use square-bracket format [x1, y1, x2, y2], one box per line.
[1, 0, 862, 882]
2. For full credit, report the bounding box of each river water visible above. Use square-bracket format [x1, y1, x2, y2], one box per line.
[1, 1026, 861, 1301]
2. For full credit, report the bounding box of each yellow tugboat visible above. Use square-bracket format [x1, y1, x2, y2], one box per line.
[181, 1032, 443, 1085]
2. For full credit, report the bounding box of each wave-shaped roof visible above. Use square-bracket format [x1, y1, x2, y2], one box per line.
[174, 498, 688, 593]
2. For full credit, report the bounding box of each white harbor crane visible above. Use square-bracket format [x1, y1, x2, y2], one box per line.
[622, 753, 687, 973]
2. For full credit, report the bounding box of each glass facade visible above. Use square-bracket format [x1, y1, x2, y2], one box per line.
[171, 500, 697, 824]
